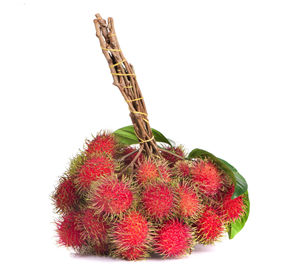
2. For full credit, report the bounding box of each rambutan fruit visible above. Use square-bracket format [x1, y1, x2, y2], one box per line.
[195, 207, 224, 245]
[56, 212, 83, 248]
[53, 177, 78, 213]
[154, 219, 193, 258]
[89, 176, 134, 217]
[93, 242, 107, 255]
[136, 158, 171, 185]
[141, 183, 174, 221]
[161, 146, 185, 167]
[219, 186, 245, 222]
[191, 160, 223, 196]
[86, 132, 118, 157]
[110, 211, 151, 260]
[173, 160, 192, 178]
[119, 247, 148, 261]
[77, 209, 108, 246]
[177, 184, 200, 218]
[67, 151, 86, 177]
[75, 155, 114, 192]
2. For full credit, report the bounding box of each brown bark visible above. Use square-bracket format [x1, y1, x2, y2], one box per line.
[93, 14, 161, 162]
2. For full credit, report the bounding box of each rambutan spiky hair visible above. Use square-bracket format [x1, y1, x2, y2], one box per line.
[154, 219, 194, 257]
[110, 211, 152, 260]
[86, 132, 119, 157]
[75, 155, 114, 193]
[191, 160, 223, 196]
[176, 183, 201, 219]
[173, 160, 193, 178]
[67, 151, 87, 178]
[141, 182, 175, 221]
[53, 177, 78, 213]
[218, 186, 246, 222]
[135, 158, 171, 185]
[76, 208, 108, 247]
[56, 212, 83, 248]
[195, 206, 224, 245]
[88, 175, 135, 218]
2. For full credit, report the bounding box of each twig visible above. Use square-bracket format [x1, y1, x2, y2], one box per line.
[94, 14, 161, 159]
[159, 148, 185, 160]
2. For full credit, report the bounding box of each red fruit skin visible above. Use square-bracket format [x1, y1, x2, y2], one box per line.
[157, 165, 171, 183]
[136, 159, 171, 185]
[173, 161, 191, 178]
[54, 177, 78, 213]
[93, 243, 107, 255]
[56, 212, 83, 248]
[191, 161, 222, 196]
[142, 183, 174, 220]
[76, 156, 114, 192]
[154, 220, 193, 257]
[120, 247, 147, 261]
[196, 207, 224, 245]
[219, 187, 245, 222]
[89, 176, 133, 216]
[162, 146, 185, 167]
[136, 159, 158, 184]
[177, 184, 200, 218]
[86, 133, 117, 156]
[77, 209, 108, 246]
[111, 212, 151, 260]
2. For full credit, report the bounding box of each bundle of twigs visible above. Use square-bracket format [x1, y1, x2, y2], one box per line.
[94, 14, 160, 163]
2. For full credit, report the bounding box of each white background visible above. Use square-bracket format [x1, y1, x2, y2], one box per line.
[1, 0, 299, 273]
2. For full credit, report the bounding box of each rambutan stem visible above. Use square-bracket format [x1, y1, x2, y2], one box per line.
[94, 14, 161, 159]
[158, 148, 185, 160]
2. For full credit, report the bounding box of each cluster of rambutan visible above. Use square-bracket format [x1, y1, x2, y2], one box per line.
[53, 132, 246, 260]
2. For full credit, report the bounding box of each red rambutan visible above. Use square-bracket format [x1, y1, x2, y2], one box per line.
[191, 160, 223, 196]
[77, 209, 108, 246]
[119, 247, 147, 261]
[68, 151, 86, 177]
[89, 176, 134, 216]
[92, 243, 107, 255]
[53, 177, 78, 213]
[136, 159, 171, 185]
[173, 160, 192, 178]
[219, 186, 245, 222]
[154, 219, 193, 257]
[75, 155, 114, 192]
[195, 207, 224, 245]
[177, 184, 200, 218]
[56, 212, 83, 248]
[162, 146, 185, 167]
[110, 211, 151, 260]
[86, 132, 117, 156]
[141, 183, 174, 220]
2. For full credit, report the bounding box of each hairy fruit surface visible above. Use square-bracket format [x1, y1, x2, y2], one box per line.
[154, 219, 193, 257]
[89, 176, 134, 216]
[191, 161, 223, 196]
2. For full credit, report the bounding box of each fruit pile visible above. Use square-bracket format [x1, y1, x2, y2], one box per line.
[53, 132, 248, 260]
[52, 14, 249, 261]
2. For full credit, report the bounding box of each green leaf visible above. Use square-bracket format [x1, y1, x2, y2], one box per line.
[113, 125, 172, 146]
[113, 126, 139, 145]
[188, 149, 248, 199]
[151, 128, 172, 147]
[218, 158, 248, 199]
[188, 148, 218, 161]
[228, 192, 250, 239]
